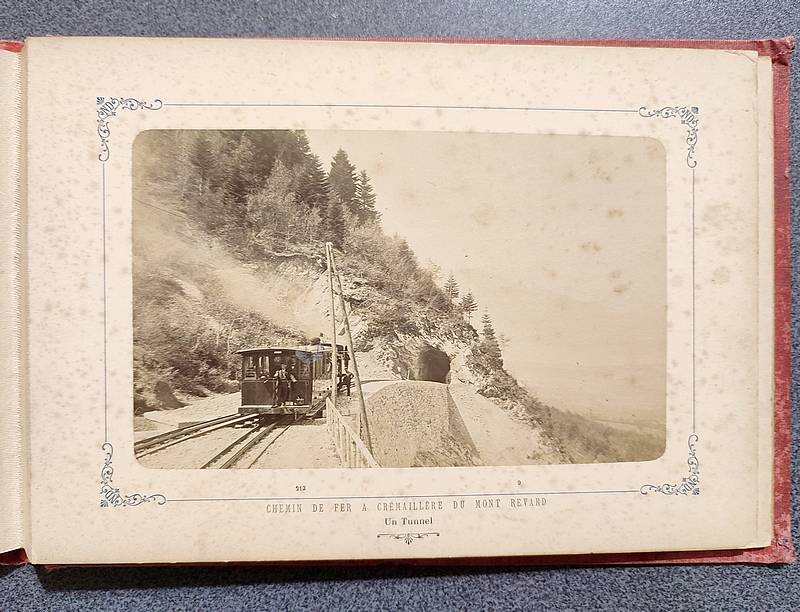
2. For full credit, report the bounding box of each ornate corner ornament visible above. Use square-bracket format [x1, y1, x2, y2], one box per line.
[638, 106, 699, 168]
[377, 532, 440, 545]
[640, 434, 700, 496]
[96, 96, 163, 162]
[101, 443, 167, 508]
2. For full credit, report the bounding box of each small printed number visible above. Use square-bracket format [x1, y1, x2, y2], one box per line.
[296, 485, 306, 492]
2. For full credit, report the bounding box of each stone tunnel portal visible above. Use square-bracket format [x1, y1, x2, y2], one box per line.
[416, 347, 451, 383]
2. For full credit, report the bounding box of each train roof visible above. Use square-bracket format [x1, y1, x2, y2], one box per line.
[235, 343, 347, 355]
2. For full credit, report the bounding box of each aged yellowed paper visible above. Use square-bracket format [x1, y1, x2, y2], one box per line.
[0, 49, 24, 557]
[20, 38, 773, 563]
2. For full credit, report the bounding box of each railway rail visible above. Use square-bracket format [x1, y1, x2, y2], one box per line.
[134, 413, 255, 458]
[135, 396, 328, 467]
[135, 243, 375, 470]
[200, 416, 292, 469]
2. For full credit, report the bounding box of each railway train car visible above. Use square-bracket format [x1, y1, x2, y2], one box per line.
[236, 343, 349, 416]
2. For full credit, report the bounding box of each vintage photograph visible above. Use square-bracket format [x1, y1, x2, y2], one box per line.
[132, 129, 667, 469]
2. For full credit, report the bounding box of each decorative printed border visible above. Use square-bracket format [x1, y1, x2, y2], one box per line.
[97, 97, 163, 162]
[638, 105, 699, 168]
[101, 443, 166, 508]
[378, 532, 440, 545]
[97, 97, 701, 511]
[640, 435, 700, 496]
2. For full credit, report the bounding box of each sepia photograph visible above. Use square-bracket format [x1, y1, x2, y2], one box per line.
[132, 129, 667, 469]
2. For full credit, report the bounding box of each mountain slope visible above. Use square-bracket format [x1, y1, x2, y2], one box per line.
[132, 129, 664, 464]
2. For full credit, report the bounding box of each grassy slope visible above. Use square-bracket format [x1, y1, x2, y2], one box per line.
[132, 184, 306, 413]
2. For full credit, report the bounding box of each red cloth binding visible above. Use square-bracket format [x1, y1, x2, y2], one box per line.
[0, 40, 23, 53]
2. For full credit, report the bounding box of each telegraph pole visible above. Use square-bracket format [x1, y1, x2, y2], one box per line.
[325, 243, 338, 413]
[326, 243, 373, 452]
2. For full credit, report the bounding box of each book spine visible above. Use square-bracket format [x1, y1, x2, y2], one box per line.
[0, 42, 25, 560]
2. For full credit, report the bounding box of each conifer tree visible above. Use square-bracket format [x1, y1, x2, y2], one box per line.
[444, 274, 460, 301]
[294, 130, 312, 158]
[481, 311, 495, 338]
[188, 134, 216, 195]
[328, 149, 357, 214]
[460, 291, 478, 324]
[297, 154, 330, 213]
[354, 170, 380, 222]
[326, 195, 346, 249]
[223, 134, 258, 207]
[480, 310, 503, 366]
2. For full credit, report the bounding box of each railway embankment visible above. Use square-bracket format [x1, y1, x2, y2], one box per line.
[360, 381, 563, 467]
[361, 381, 480, 468]
[447, 383, 563, 464]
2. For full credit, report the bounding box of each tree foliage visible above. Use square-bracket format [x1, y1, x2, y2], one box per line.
[480, 310, 503, 367]
[354, 170, 380, 222]
[221, 134, 258, 205]
[188, 134, 216, 195]
[460, 291, 478, 324]
[296, 154, 330, 214]
[328, 149, 358, 214]
[246, 160, 321, 252]
[133, 128, 469, 408]
[444, 274, 459, 301]
[326, 195, 347, 249]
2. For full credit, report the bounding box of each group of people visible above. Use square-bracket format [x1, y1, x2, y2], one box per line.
[262, 363, 354, 408]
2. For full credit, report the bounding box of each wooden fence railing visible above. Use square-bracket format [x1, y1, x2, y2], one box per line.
[326, 398, 380, 468]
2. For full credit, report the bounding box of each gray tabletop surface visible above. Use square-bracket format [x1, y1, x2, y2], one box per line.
[0, 1, 798, 610]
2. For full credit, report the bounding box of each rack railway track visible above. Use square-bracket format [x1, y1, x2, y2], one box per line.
[134, 413, 256, 458]
[200, 416, 293, 469]
[134, 396, 328, 467]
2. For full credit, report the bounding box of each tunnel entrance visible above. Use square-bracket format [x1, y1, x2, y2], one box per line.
[416, 347, 451, 383]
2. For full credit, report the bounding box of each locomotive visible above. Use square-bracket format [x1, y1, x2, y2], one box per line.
[236, 343, 349, 416]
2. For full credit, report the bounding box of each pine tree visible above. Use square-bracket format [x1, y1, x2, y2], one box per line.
[188, 134, 216, 195]
[276, 130, 310, 170]
[328, 149, 357, 214]
[294, 130, 312, 158]
[326, 195, 346, 249]
[297, 154, 330, 214]
[460, 291, 478, 324]
[222, 134, 258, 206]
[354, 170, 380, 222]
[481, 311, 494, 337]
[444, 274, 460, 301]
[480, 310, 503, 366]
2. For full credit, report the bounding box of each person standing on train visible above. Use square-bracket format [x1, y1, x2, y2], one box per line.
[338, 366, 354, 397]
[274, 363, 296, 407]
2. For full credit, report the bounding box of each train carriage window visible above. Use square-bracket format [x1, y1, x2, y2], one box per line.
[257, 355, 269, 378]
[297, 355, 311, 378]
[244, 355, 257, 380]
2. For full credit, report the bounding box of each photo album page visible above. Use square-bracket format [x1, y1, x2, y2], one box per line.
[0, 37, 787, 564]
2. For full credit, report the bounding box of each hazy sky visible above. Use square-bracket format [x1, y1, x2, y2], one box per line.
[307, 130, 666, 423]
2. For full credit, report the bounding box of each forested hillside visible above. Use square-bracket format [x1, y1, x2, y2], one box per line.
[132, 129, 664, 463]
